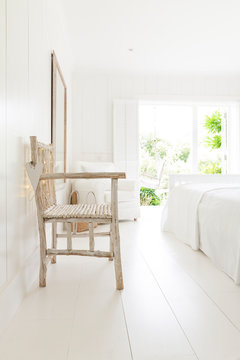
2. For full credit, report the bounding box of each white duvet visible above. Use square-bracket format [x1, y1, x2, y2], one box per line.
[161, 183, 240, 284]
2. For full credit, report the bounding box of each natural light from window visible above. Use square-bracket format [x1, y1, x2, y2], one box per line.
[139, 101, 236, 206]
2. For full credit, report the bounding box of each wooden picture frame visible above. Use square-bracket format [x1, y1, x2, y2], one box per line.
[51, 51, 67, 176]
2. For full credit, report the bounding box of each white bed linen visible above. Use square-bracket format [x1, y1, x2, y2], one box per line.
[161, 183, 240, 284]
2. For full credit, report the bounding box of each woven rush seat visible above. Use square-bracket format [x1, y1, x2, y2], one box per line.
[43, 203, 112, 219]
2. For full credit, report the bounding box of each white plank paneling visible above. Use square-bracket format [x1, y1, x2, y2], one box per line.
[113, 100, 126, 168]
[113, 100, 139, 178]
[125, 101, 139, 178]
[0, 0, 73, 335]
[29, 0, 50, 141]
[6, 0, 31, 280]
[0, 0, 7, 288]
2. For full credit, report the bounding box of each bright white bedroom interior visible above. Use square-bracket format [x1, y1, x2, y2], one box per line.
[2, 0, 240, 359]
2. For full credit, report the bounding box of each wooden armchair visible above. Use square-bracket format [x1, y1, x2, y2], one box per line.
[26, 136, 125, 290]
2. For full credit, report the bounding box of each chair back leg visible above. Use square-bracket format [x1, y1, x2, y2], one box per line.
[89, 222, 95, 251]
[67, 223, 72, 250]
[109, 223, 114, 261]
[51, 222, 57, 264]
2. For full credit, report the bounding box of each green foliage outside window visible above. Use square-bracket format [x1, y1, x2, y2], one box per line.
[203, 110, 222, 150]
[140, 187, 160, 206]
[200, 110, 223, 174]
[140, 136, 169, 159]
[204, 111, 222, 134]
[173, 145, 191, 163]
[199, 160, 221, 174]
[140, 135, 191, 185]
[204, 135, 221, 150]
[140, 134, 191, 205]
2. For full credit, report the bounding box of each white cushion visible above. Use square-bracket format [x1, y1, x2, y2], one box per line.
[118, 179, 138, 191]
[104, 190, 136, 203]
[71, 161, 116, 191]
[69, 161, 140, 220]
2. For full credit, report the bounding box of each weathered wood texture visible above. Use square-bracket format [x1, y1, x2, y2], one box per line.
[47, 249, 113, 258]
[30, 136, 56, 211]
[45, 217, 112, 224]
[51, 51, 67, 176]
[28, 136, 125, 290]
[30, 136, 53, 286]
[89, 222, 95, 251]
[56, 232, 110, 238]
[111, 179, 124, 290]
[67, 223, 72, 250]
[40, 172, 126, 180]
[51, 222, 57, 264]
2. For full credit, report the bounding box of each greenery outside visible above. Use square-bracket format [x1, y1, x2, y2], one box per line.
[198, 110, 222, 174]
[140, 135, 191, 205]
[140, 187, 160, 206]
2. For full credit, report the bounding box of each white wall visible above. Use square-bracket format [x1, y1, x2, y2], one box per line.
[72, 72, 240, 163]
[0, 0, 73, 334]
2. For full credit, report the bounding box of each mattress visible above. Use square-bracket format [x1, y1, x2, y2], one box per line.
[161, 183, 240, 284]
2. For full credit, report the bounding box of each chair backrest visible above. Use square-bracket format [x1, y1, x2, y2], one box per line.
[30, 136, 56, 211]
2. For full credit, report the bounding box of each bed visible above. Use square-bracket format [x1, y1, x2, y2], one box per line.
[161, 174, 240, 284]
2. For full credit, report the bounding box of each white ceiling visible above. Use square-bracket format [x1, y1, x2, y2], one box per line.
[63, 0, 240, 74]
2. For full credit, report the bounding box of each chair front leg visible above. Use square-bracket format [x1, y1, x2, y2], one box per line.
[113, 220, 124, 290]
[111, 178, 124, 290]
[38, 217, 47, 287]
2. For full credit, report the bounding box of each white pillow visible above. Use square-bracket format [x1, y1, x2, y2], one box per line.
[71, 179, 105, 204]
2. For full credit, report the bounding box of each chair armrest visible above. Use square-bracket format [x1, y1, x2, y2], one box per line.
[40, 172, 126, 181]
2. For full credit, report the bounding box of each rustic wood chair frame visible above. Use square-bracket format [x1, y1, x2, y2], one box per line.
[27, 136, 125, 290]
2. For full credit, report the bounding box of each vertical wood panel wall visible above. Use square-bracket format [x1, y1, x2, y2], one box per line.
[113, 100, 139, 179]
[0, 0, 7, 288]
[0, 0, 72, 334]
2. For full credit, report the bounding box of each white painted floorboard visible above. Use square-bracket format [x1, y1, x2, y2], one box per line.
[1, 207, 240, 359]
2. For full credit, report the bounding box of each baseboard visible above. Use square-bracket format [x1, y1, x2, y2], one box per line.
[0, 247, 39, 336]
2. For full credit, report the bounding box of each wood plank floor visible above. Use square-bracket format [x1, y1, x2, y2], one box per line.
[1, 206, 240, 359]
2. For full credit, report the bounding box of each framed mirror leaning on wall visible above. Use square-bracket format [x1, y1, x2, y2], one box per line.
[51, 51, 67, 176]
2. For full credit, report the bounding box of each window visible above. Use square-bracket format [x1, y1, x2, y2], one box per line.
[139, 105, 192, 190]
[139, 101, 239, 189]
